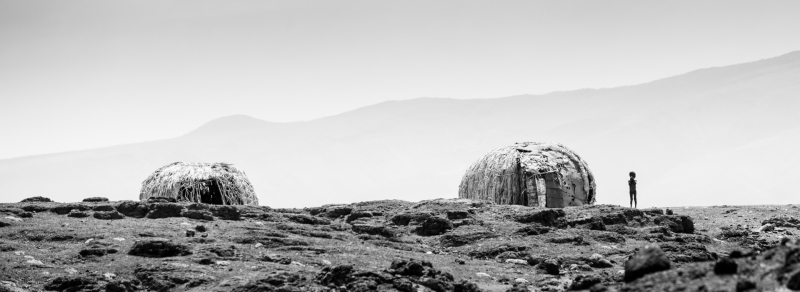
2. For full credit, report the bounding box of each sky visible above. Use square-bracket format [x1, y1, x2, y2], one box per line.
[2, 0, 800, 159]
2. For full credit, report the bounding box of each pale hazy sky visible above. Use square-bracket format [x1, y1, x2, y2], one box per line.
[2, 0, 800, 159]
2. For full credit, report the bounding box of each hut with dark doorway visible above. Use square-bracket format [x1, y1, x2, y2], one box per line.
[458, 142, 596, 208]
[139, 162, 258, 206]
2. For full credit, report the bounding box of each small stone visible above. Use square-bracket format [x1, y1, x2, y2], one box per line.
[13, 251, 24, 256]
[456, 259, 466, 265]
[666, 209, 674, 215]
[3, 216, 22, 222]
[113, 238, 125, 241]
[216, 260, 230, 266]
[505, 259, 528, 265]
[735, 279, 756, 291]
[254, 243, 263, 248]
[170, 263, 189, 268]
[759, 224, 775, 232]
[103, 273, 116, 280]
[65, 268, 78, 274]
[514, 278, 529, 284]
[26, 259, 44, 266]
[198, 258, 214, 265]
[624, 244, 671, 282]
[195, 225, 207, 232]
[186, 230, 196, 237]
[786, 271, 800, 290]
[321, 260, 332, 266]
[476, 272, 492, 278]
[540, 259, 560, 275]
[714, 257, 738, 275]
[593, 259, 614, 268]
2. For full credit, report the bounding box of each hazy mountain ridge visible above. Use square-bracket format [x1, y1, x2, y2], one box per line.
[1, 51, 799, 207]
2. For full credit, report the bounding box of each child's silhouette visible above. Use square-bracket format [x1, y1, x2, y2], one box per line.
[628, 171, 637, 208]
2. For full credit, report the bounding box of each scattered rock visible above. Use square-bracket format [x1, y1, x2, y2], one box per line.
[624, 244, 672, 282]
[105, 279, 138, 292]
[20, 196, 52, 203]
[475, 272, 491, 278]
[735, 279, 756, 292]
[759, 223, 776, 232]
[203, 245, 237, 258]
[505, 259, 527, 265]
[454, 280, 482, 292]
[185, 230, 195, 237]
[20, 204, 50, 212]
[762, 216, 800, 228]
[345, 211, 374, 223]
[654, 215, 695, 233]
[514, 209, 566, 227]
[312, 205, 353, 218]
[440, 231, 496, 247]
[79, 248, 118, 257]
[446, 210, 469, 220]
[642, 208, 665, 216]
[146, 197, 177, 203]
[44, 276, 99, 291]
[539, 259, 560, 275]
[515, 224, 550, 236]
[210, 205, 241, 220]
[180, 209, 214, 220]
[50, 204, 91, 215]
[786, 271, 800, 290]
[390, 211, 433, 226]
[0, 280, 28, 292]
[416, 217, 453, 236]
[115, 201, 150, 218]
[128, 239, 192, 257]
[93, 211, 124, 220]
[82, 197, 108, 202]
[146, 203, 184, 219]
[714, 257, 738, 275]
[352, 224, 395, 237]
[571, 274, 603, 290]
[260, 254, 292, 265]
[91, 205, 115, 211]
[285, 213, 331, 225]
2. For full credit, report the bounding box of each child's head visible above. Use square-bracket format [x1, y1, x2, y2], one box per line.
[629, 171, 636, 178]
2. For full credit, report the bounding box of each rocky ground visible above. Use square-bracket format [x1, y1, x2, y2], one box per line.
[1, 196, 799, 291]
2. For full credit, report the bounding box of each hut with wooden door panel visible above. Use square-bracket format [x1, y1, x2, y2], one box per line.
[458, 142, 596, 208]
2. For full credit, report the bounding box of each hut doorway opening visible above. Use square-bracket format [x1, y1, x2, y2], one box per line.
[178, 179, 224, 205]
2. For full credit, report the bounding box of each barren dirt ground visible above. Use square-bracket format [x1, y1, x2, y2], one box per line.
[1, 197, 799, 292]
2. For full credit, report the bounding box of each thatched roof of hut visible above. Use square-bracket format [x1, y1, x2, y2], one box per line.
[139, 162, 258, 206]
[459, 142, 596, 206]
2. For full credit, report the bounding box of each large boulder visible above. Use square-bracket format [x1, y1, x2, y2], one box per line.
[624, 244, 672, 282]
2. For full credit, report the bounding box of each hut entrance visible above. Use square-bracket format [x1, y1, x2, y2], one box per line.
[178, 179, 224, 205]
[200, 179, 224, 205]
[522, 172, 563, 208]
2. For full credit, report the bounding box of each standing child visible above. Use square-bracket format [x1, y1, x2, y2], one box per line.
[628, 171, 637, 208]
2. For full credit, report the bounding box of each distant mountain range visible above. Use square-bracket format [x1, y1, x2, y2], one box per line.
[2, 51, 799, 208]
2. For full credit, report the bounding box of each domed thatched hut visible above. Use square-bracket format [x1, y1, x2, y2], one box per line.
[459, 142, 596, 208]
[140, 162, 258, 206]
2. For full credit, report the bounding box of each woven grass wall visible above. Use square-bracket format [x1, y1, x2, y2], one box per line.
[139, 162, 258, 206]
